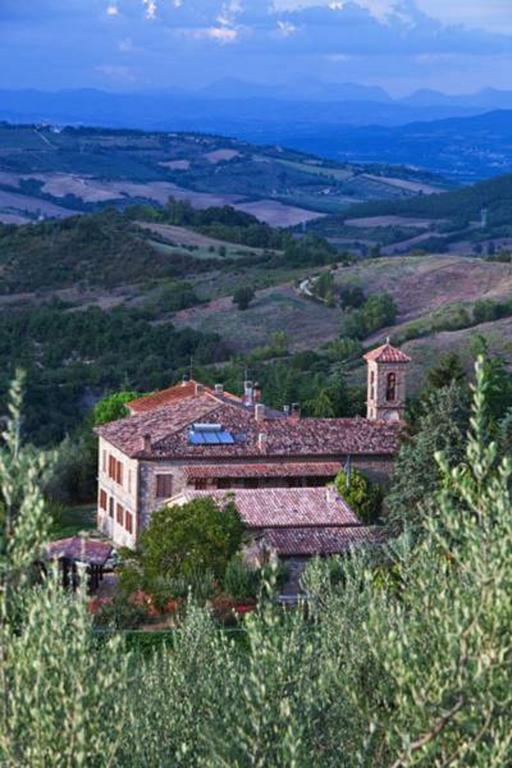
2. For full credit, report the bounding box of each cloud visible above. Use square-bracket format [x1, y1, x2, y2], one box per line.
[118, 36, 136, 52]
[142, 0, 157, 20]
[0, 0, 511, 95]
[204, 26, 239, 42]
[271, 0, 406, 24]
[95, 64, 138, 82]
[277, 20, 298, 36]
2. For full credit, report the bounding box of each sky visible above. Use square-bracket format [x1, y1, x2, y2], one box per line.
[0, 0, 511, 95]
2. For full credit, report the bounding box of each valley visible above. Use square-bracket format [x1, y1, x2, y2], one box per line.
[1, 121, 512, 448]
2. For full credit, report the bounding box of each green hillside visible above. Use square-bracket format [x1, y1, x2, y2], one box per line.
[309, 173, 512, 256]
[341, 172, 512, 225]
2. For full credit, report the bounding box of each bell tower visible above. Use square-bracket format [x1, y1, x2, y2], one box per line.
[364, 339, 411, 422]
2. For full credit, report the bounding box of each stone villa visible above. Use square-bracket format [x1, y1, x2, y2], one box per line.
[96, 341, 411, 557]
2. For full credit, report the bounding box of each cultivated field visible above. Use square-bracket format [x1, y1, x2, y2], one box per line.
[234, 200, 326, 227]
[204, 149, 241, 164]
[137, 222, 273, 256]
[345, 215, 440, 229]
[362, 174, 445, 195]
[0, 189, 76, 218]
[158, 160, 191, 171]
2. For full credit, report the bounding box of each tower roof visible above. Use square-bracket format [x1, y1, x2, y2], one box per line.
[364, 341, 411, 364]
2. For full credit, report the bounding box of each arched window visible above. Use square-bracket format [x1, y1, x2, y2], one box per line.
[386, 373, 397, 402]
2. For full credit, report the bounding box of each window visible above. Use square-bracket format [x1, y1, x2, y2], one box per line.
[386, 373, 397, 402]
[116, 503, 124, 524]
[156, 474, 174, 498]
[128, 470, 132, 494]
[107, 455, 124, 486]
[108, 497, 114, 518]
[370, 370, 375, 401]
[125, 510, 133, 534]
[102, 450, 107, 473]
[99, 489, 107, 511]
[194, 479, 209, 490]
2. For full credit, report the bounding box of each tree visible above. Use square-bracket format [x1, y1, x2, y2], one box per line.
[339, 284, 365, 310]
[387, 383, 470, 530]
[0, 376, 129, 765]
[307, 388, 335, 418]
[425, 353, 467, 391]
[140, 496, 245, 583]
[334, 467, 382, 523]
[93, 391, 138, 426]
[341, 292, 397, 340]
[470, 336, 512, 426]
[233, 286, 255, 311]
[2, 364, 512, 765]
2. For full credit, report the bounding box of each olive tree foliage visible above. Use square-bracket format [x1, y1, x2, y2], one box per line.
[301, 359, 512, 766]
[0, 362, 511, 767]
[0, 375, 129, 768]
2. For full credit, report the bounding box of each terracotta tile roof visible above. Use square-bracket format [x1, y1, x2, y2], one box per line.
[183, 462, 342, 480]
[127, 379, 242, 414]
[46, 537, 113, 566]
[172, 487, 360, 528]
[364, 342, 411, 364]
[98, 392, 401, 459]
[260, 526, 380, 557]
[96, 395, 219, 454]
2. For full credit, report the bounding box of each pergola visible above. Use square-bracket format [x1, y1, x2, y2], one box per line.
[45, 537, 113, 592]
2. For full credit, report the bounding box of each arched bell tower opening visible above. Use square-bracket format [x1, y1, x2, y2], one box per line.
[364, 339, 411, 422]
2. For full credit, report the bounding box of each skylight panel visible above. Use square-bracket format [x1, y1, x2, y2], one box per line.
[188, 425, 235, 446]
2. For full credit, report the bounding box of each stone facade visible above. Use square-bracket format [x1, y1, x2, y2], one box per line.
[97, 437, 139, 549]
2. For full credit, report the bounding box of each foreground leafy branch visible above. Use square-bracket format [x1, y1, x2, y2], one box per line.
[0, 360, 511, 766]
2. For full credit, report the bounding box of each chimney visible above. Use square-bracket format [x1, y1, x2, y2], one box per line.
[214, 383, 224, 396]
[326, 486, 338, 505]
[182, 373, 190, 386]
[142, 433, 152, 454]
[291, 403, 301, 421]
[195, 382, 205, 397]
[243, 379, 254, 407]
[255, 403, 266, 422]
[258, 431, 268, 453]
[283, 405, 291, 417]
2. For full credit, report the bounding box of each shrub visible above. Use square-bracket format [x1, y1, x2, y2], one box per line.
[233, 285, 255, 311]
[341, 292, 397, 340]
[140, 496, 245, 583]
[93, 595, 148, 630]
[223, 555, 260, 601]
[334, 468, 383, 523]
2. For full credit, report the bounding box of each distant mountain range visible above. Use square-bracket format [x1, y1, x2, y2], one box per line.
[1, 85, 511, 180]
[2, 82, 512, 131]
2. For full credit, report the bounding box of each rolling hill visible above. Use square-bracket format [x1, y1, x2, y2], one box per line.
[310, 173, 512, 257]
[0, 123, 448, 227]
